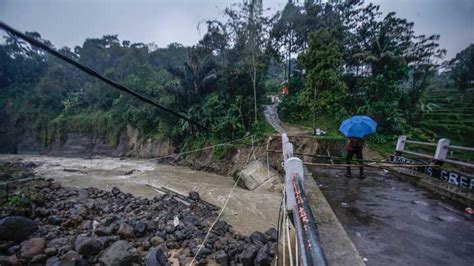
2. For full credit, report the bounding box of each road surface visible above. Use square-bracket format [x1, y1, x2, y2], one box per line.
[264, 104, 474, 266]
[309, 167, 473, 266]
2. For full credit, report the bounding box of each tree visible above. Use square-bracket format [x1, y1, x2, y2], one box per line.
[343, 2, 445, 132]
[224, 0, 273, 123]
[448, 44, 474, 91]
[299, 28, 347, 120]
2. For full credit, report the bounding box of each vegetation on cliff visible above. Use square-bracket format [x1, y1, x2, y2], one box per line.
[0, 0, 472, 151]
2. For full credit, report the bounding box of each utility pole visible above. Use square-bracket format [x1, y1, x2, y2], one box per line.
[287, 27, 292, 86]
[312, 84, 317, 135]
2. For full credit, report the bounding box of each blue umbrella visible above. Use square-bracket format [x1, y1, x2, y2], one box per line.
[339, 115, 377, 138]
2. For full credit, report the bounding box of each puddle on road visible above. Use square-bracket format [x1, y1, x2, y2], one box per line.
[0, 154, 281, 235]
[309, 167, 474, 266]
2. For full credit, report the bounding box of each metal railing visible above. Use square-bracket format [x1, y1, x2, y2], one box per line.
[395, 135, 474, 168]
[281, 133, 327, 266]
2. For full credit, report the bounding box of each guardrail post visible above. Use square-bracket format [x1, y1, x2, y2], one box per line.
[280, 133, 328, 266]
[282, 133, 294, 164]
[434, 138, 450, 162]
[396, 135, 406, 155]
[284, 157, 304, 212]
[282, 133, 289, 145]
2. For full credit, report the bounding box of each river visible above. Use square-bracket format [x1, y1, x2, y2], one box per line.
[0, 154, 281, 235]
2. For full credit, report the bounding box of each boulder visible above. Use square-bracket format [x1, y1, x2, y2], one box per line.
[5, 244, 20, 255]
[48, 216, 66, 226]
[97, 236, 118, 249]
[44, 247, 57, 256]
[236, 160, 282, 191]
[45, 256, 60, 266]
[264, 228, 277, 242]
[78, 188, 89, 201]
[95, 216, 121, 236]
[239, 244, 259, 266]
[47, 237, 71, 251]
[117, 223, 135, 239]
[35, 207, 50, 217]
[144, 247, 169, 266]
[0, 255, 19, 265]
[62, 250, 80, 261]
[250, 231, 267, 246]
[0, 216, 38, 241]
[20, 238, 46, 258]
[214, 250, 229, 266]
[151, 236, 165, 246]
[81, 220, 92, 230]
[111, 187, 121, 196]
[95, 225, 118, 236]
[31, 254, 47, 263]
[75, 236, 103, 256]
[254, 244, 271, 266]
[133, 222, 147, 237]
[188, 191, 200, 201]
[192, 246, 212, 258]
[99, 240, 139, 265]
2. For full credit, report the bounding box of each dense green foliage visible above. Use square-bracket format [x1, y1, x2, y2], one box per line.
[299, 28, 347, 120]
[0, 33, 186, 145]
[0, 1, 277, 147]
[446, 44, 474, 91]
[276, 0, 472, 149]
[1, 0, 473, 151]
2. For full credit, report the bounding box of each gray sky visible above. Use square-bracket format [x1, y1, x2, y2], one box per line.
[0, 0, 473, 59]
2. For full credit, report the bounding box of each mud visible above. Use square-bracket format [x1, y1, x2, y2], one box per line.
[309, 166, 474, 266]
[0, 154, 281, 235]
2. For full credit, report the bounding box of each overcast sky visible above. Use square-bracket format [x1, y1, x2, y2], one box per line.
[0, 0, 473, 59]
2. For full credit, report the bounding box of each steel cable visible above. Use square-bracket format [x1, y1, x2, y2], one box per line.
[0, 21, 206, 130]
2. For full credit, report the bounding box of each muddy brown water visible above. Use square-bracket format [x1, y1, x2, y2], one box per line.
[0, 154, 281, 236]
[309, 167, 474, 266]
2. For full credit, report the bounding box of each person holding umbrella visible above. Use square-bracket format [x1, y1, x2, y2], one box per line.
[339, 115, 377, 179]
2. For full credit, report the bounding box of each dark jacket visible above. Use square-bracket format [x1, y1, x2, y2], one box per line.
[347, 138, 364, 152]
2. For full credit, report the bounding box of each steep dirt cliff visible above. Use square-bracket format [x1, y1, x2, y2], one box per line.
[177, 134, 347, 176]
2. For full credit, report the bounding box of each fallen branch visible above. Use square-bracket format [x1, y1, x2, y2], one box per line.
[145, 183, 219, 210]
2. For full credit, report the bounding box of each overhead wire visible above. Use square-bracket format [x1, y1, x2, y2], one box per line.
[143, 135, 259, 162]
[302, 161, 439, 169]
[285, 211, 294, 266]
[275, 191, 285, 266]
[0, 21, 284, 155]
[266, 149, 409, 164]
[0, 21, 206, 130]
[189, 136, 256, 265]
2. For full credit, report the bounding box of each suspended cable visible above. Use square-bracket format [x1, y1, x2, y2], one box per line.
[302, 162, 438, 168]
[0, 21, 206, 130]
[189, 136, 256, 265]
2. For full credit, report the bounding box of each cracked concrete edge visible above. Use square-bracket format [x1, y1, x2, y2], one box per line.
[304, 169, 366, 266]
[390, 167, 473, 206]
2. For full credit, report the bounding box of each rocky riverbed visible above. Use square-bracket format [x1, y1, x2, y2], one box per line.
[0, 178, 277, 265]
[0, 154, 282, 236]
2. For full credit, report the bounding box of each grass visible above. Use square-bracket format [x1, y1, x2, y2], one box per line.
[46, 110, 126, 147]
[280, 115, 345, 140]
[366, 139, 395, 157]
[419, 86, 474, 147]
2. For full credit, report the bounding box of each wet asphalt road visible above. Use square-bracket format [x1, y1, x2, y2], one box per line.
[309, 167, 474, 266]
